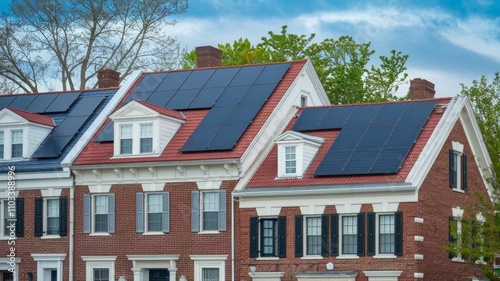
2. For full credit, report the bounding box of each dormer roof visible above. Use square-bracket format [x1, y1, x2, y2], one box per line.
[111, 100, 185, 121]
[5, 107, 55, 127]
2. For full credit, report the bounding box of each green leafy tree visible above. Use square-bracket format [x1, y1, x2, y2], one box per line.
[184, 25, 408, 104]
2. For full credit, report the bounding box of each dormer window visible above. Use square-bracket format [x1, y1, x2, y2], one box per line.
[110, 100, 185, 157]
[11, 130, 23, 158]
[0, 131, 4, 159]
[275, 131, 324, 178]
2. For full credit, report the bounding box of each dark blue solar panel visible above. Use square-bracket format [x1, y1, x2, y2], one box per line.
[370, 148, 408, 174]
[314, 150, 351, 176]
[188, 88, 225, 109]
[330, 127, 366, 151]
[180, 69, 215, 89]
[357, 125, 393, 150]
[344, 105, 382, 127]
[342, 149, 380, 175]
[26, 93, 59, 113]
[316, 106, 355, 130]
[197, 107, 235, 129]
[125, 90, 154, 104]
[69, 96, 105, 117]
[398, 100, 436, 125]
[0, 96, 16, 109]
[371, 102, 408, 126]
[255, 63, 290, 84]
[205, 68, 239, 88]
[230, 66, 264, 86]
[214, 86, 250, 107]
[157, 71, 191, 91]
[166, 89, 200, 110]
[45, 92, 81, 113]
[94, 121, 114, 142]
[50, 116, 88, 137]
[146, 90, 177, 107]
[223, 105, 260, 127]
[385, 124, 422, 148]
[180, 127, 219, 152]
[132, 73, 167, 93]
[8, 95, 37, 111]
[207, 125, 247, 150]
[34, 136, 73, 158]
[292, 107, 330, 131]
[239, 84, 276, 106]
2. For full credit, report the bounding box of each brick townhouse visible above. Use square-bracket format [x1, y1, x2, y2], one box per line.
[0, 70, 135, 281]
[235, 79, 495, 281]
[69, 46, 330, 281]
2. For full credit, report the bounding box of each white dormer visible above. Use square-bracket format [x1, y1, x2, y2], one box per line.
[0, 108, 55, 160]
[275, 131, 324, 178]
[110, 100, 185, 157]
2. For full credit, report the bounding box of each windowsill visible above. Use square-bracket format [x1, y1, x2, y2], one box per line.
[336, 255, 360, 259]
[452, 257, 465, 263]
[0, 236, 12, 240]
[112, 153, 160, 159]
[197, 230, 220, 234]
[89, 232, 111, 236]
[452, 188, 465, 193]
[41, 235, 61, 239]
[300, 255, 324, 260]
[142, 232, 165, 235]
[256, 257, 280, 261]
[373, 254, 397, 259]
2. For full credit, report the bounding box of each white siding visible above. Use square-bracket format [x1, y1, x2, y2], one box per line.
[27, 125, 52, 156]
[158, 117, 183, 152]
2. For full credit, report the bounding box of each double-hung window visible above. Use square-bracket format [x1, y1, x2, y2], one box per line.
[0, 131, 4, 159]
[294, 215, 328, 257]
[2, 199, 11, 237]
[93, 268, 109, 281]
[11, 130, 23, 158]
[331, 213, 365, 257]
[449, 148, 468, 191]
[285, 146, 296, 175]
[379, 214, 395, 254]
[306, 217, 322, 255]
[34, 197, 67, 237]
[367, 212, 403, 256]
[449, 216, 463, 261]
[342, 216, 357, 254]
[83, 194, 115, 234]
[136, 192, 170, 233]
[249, 217, 286, 258]
[191, 190, 226, 233]
[119, 125, 133, 154]
[140, 124, 153, 153]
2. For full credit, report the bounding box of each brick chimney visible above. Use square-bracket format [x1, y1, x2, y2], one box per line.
[97, 69, 121, 88]
[195, 46, 222, 68]
[410, 78, 435, 100]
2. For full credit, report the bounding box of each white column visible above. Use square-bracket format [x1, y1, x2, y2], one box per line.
[132, 268, 141, 281]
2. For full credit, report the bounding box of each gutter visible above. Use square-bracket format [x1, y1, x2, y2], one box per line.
[70, 158, 241, 171]
[69, 184, 75, 281]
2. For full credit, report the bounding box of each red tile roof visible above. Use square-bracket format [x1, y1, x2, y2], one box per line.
[73, 60, 307, 166]
[7, 107, 55, 127]
[246, 98, 453, 187]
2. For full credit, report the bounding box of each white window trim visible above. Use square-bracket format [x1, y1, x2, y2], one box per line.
[258, 217, 279, 258]
[31, 253, 66, 281]
[284, 146, 297, 176]
[144, 192, 163, 234]
[302, 216, 323, 258]
[451, 207, 465, 262]
[92, 194, 109, 234]
[115, 121, 157, 157]
[190, 255, 227, 281]
[81, 256, 116, 281]
[373, 213, 397, 258]
[199, 191, 220, 234]
[42, 198, 61, 238]
[0, 257, 21, 281]
[451, 141, 465, 192]
[0, 199, 14, 239]
[363, 270, 402, 281]
[339, 214, 359, 258]
[0, 129, 25, 160]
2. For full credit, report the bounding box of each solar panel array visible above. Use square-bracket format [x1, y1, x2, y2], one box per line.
[0, 92, 81, 113]
[96, 63, 291, 152]
[292, 100, 437, 176]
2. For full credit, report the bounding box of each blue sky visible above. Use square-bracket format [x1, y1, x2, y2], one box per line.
[2, 0, 500, 97]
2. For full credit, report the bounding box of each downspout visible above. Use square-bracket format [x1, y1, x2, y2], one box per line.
[231, 191, 235, 281]
[69, 181, 75, 281]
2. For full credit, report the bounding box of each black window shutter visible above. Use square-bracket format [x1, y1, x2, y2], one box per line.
[449, 149, 457, 188]
[357, 213, 365, 256]
[249, 217, 259, 258]
[330, 214, 339, 256]
[321, 214, 329, 257]
[34, 197, 43, 237]
[15, 198, 24, 237]
[278, 216, 287, 258]
[462, 154, 468, 191]
[59, 196, 67, 236]
[449, 216, 457, 259]
[394, 212, 403, 256]
[367, 212, 376, 256]
[295, 215, 303, 257]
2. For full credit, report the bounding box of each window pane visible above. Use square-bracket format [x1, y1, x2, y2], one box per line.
[120, 139, 132, 154]
[3, 201, 10, 236]
[140, 124, 153, 137]
[95, 196, 108, 214]
[285, 146, 296, 174]
[95, 214, 108, 232]
[147, 194, 162, 232]
[306, 217, 321, 255]
[94, 196, 108, 232]
[120, 125, 133, 138]
[140, 138, 152, 153]
[94, 268, 110, 281]
[342, 216, 357, 254]
[261, 219, 277, 256]
[202, 268, 219, 281]
[46, 199, 60, 235]
[0, 131, 4, 159]
[203, 192, 219, 231]
[379, 214, 395, 254]
[11, 131, 23, 158]
[12, 130, 22, 143]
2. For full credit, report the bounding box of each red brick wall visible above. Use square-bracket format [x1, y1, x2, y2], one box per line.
[74, 180, 238, 281]
[0, 188, 71, 281]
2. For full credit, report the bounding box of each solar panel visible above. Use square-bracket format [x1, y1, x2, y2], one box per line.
[370, 148, 408, 174]
[69, 96, 105, 117]
[0, 96, 16, 109]
[146, 90, 177, 107]
[357, 125, 393, 150]
[342, 149, 380, 175]
[398, 100, 436, 125]
[223, 105, 260, 127]
[188, 87, 225, 109]
[330, 127, 366, 151]
[8, 95, 37, 111]
[292, 107, 330, 131]
[239, 84, 276, 106]
[94, 121, 114, 142]
[371, 102, 408, 126]
[230, 66, 264, 86]
[255, 63, 290, 84]
[25, 93, 59, 113]
[344, 105, 382, 127]
[314, 150, 351, 176]
[125, 90, 154, 104]
[214, 86, 250, 107]
[45, 92, 81, 113]
[207, 125, 247, 150]
[385, 124, 422, 148]
[316, 106, 355, 130]
[166, 89, 201, 110]
[50, 116, 88, 137]
[197, 106, 235, 129]
[180, 127, 219, 152]
[156, 71, 191, 91]
[205, 68, 239, 88]
[180, 69, 215, 89]
[132, 73, 167, 93]
[33, 136, 73, 158]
